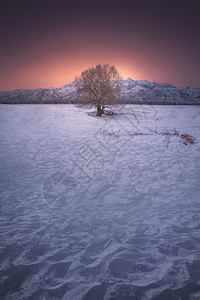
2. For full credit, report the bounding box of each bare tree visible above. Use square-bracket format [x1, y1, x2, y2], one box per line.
[75, 64, 122, 116]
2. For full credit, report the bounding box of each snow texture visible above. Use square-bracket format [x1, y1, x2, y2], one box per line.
[0, 104, 200, 299]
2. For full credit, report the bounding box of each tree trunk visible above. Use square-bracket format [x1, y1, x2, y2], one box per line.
[96, 106, 102, 116]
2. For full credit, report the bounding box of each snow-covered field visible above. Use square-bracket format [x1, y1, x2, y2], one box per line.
[0, 104, 200, 300]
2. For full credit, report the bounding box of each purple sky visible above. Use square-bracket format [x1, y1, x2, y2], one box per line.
[0, 0, 200, 90]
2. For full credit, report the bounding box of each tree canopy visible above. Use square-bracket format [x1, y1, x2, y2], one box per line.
[75, 64, 122, 116]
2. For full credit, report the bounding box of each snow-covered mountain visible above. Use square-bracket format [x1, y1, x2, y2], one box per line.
[0, 78, 200, 104]
[0, 82, 76, 104]
[122, 78, 200, 105]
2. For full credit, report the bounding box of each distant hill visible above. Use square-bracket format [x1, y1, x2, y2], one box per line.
[0, 79, 200, 104]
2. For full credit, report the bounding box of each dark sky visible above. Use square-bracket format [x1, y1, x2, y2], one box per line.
[0, 0, 200, 90]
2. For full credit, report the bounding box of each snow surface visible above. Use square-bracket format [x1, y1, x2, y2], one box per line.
[0, 104, 200, 299]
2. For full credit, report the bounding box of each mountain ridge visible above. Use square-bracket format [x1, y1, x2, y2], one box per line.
[0, 78, 200, 105]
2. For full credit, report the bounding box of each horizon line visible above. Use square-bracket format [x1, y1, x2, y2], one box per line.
[1, 78, 200, 92]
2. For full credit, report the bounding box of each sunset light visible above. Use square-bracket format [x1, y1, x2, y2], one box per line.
[1, 1, 200, 299]
[0, 1, 199, 91]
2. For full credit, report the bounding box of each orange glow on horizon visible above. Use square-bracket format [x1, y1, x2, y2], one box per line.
[1, 52, 199, 90]
[2, 56, 145, 90]
[1, 1, 200, 91]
